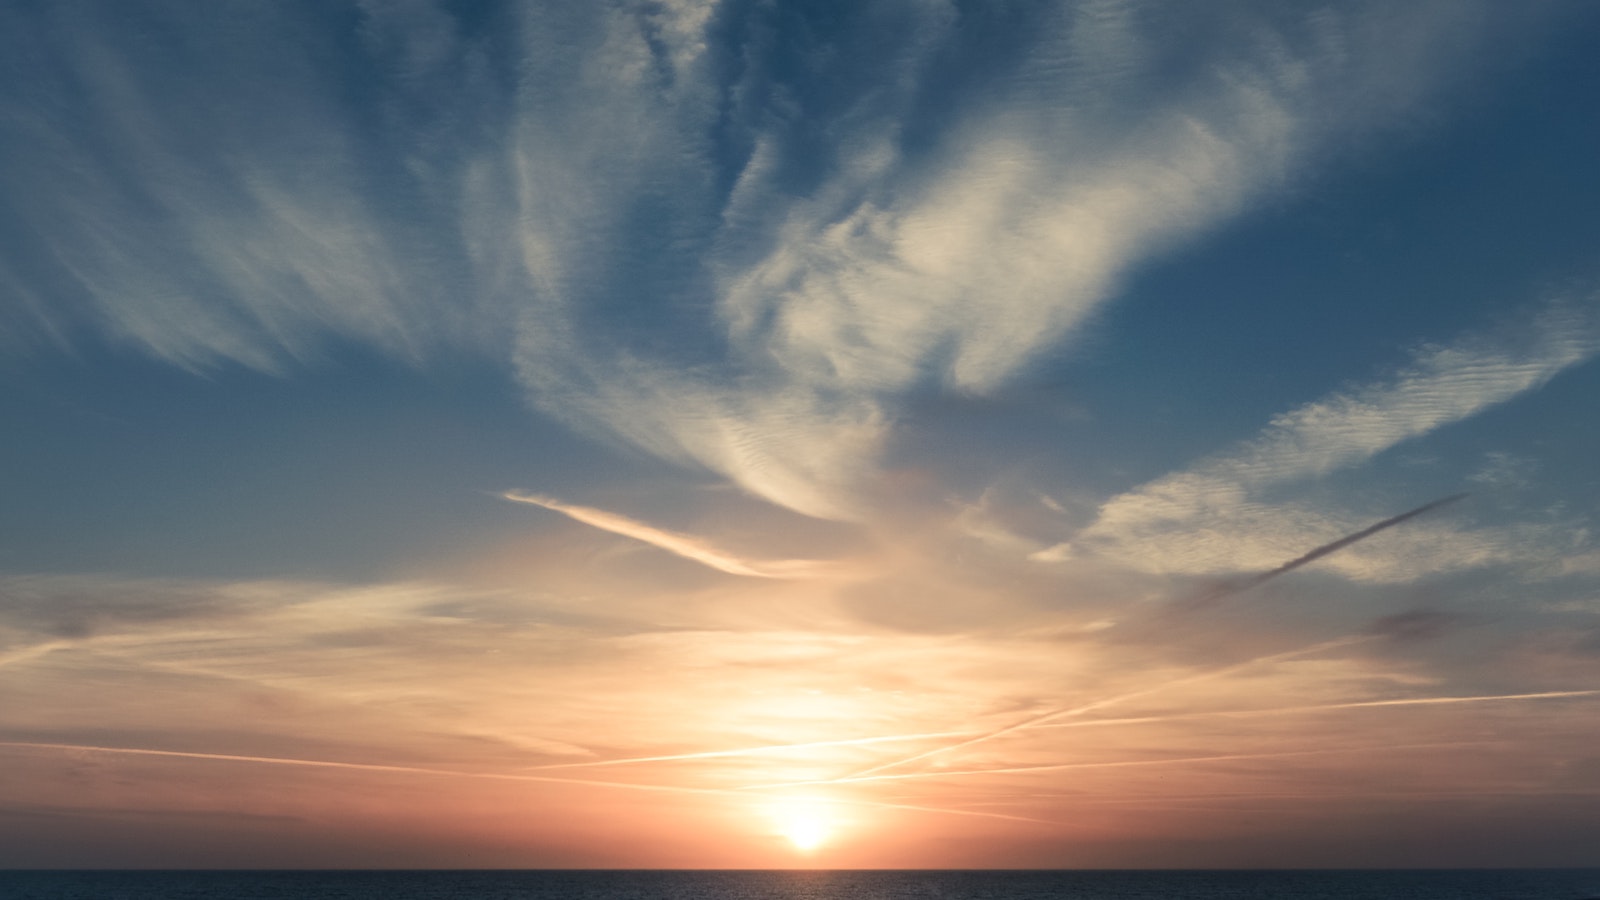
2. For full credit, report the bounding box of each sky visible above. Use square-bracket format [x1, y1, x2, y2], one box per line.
[3, 0, 1600, 870]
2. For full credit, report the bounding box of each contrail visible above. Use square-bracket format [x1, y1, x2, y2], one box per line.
[838, 490, 1472, 778]
[521, 730, 970, 771]
[837, 635, 1371, 781]
[553, 688, 1599, 780]
[950, 787, 1600, 818]
[837, 494, 1470, 782]
[839, 797, 1061, 826]
[537, 689, 1596, 777]
[1030, 689, 1600, 732]
[1178, 493, 1468, 610]
[0, 741, 735, 797]
[0, 740, 1055, 827]
[753, 740, 1503, 789]
[1042, 787, 1600, 806]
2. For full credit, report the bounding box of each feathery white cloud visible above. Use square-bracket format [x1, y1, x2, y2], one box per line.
[0, 1, 1529, 517]
[498, 1, 1508, 516]
[1104, 302, 1598, 526]
[1051, 299, 1600, 579]
[502, 491, 846, 579]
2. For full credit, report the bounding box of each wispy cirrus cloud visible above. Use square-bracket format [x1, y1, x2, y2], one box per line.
[0, 0, 1532, 518]
[503, 0, 1513, 517]
[501, 491, 847, 579]
[0, 1, 495, 369]
[1045, 298, 1600, 579]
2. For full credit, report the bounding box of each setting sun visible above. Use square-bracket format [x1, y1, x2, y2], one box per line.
[767, 798, 836, 853]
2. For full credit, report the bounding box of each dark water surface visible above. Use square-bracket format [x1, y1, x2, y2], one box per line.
[4, 870, 1600, 900]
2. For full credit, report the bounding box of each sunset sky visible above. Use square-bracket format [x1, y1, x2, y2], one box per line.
[4, 0, 1600, 869]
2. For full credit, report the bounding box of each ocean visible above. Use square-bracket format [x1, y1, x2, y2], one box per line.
[3, 870, 1600, 900]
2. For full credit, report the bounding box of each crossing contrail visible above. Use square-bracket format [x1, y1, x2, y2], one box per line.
[1030, 688, 1600, 732]
[0, 740, 733, 796]
[0, 740, 1052, 827]
[530, 688, 1597, 776]
[521, 730, 969, 771]
[752, 740, 1504, 789]
[835, 634, 1372, 782]
[827, 493, 1471, 783]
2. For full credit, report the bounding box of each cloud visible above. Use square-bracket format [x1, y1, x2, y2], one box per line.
[3, 550, 1597, 864]
[0, 1, 496, 370]
[0, 741, 731, 797]
[0, 573, 710, 771]
[0, 1, 1529, 518]
[833, 634, 1373, 782]
[1102, 301, 1600, 530]
[1362, 609, 1464, 642]
[0, 569, 1108, 797]
[534, 0, 1509, 517]
[1045, 299, 1600, 578]
[1167, 495, 1467, 611]
[0, 573, 262, 639]
[501, 491, 847, 579]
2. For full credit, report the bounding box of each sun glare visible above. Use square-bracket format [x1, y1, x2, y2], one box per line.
[767, 797, 835, 853]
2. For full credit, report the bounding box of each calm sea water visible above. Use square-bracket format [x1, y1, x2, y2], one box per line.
[4, 870, 1600, 900]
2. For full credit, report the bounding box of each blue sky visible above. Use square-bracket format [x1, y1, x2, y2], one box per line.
[3, 0, 1600, 869]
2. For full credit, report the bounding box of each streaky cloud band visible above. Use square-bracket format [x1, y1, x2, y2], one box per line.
[502, 490, 848, 579]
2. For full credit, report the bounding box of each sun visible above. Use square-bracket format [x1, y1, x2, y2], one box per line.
[766, 797, 836, 853]
[783, 814, 828, 852]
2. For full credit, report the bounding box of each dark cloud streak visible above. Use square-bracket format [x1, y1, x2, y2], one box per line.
[1178, 493, 1469, 611]
[836, 495, 1472, 781]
